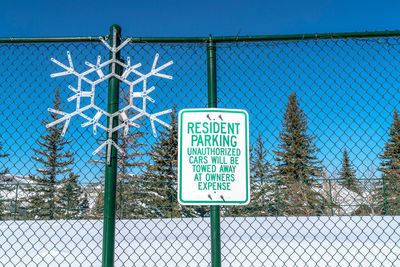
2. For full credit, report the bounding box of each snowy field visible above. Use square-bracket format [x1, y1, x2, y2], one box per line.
[1, 216, 399, 266]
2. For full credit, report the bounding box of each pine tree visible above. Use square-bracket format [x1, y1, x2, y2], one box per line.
[356, 164, 378, 216]
[250, 133, 276, 216]
[56, 172, 81, 219]
[92, 186, 104, 219]
[90, 90, 149, 219]
[144, 106, 198, 218]
[90, 182, 103, 217]
[251, 133, 272, 184]
[226, 133, 275, 217]
[273, 92, 326, 216]
[374, 110, 400, 215]
[338, 149, 362, 195]
[77, 192, 90, 219]
[25, 88, 77, 220]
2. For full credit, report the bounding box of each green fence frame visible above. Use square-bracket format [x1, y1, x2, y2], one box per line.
[2, 25, 400, 266]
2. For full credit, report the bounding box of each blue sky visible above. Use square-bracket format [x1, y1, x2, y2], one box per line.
[1, 0, 399, 38]
[2, 1, 400, 183]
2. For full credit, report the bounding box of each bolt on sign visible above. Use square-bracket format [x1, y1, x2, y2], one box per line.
[178, 108, 250, 205]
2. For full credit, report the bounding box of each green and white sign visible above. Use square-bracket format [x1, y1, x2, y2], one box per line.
[178, 108, 250, 205]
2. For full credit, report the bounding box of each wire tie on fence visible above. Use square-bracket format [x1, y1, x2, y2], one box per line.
[235, 29, 242, 42]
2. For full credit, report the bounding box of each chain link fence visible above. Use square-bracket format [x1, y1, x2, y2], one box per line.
[1, 31, 400, 266]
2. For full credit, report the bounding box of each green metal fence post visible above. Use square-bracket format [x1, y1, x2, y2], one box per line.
[207, 34, 221, 267]
[102, 24, 121, 267]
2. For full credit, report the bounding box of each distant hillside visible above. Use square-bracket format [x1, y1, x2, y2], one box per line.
[0, 174, 101, 217]
[1, 173, 34, 185]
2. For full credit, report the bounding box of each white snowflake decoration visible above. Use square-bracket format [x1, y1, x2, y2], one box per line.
[46, 36, 173, 164]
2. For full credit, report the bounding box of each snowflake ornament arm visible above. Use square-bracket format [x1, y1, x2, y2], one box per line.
[46, 37, 173, 164]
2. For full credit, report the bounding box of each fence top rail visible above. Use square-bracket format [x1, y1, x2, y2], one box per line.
[127, 30, 400, 43]
[0, 36, 105, 44]
[1, 30, 400, 44]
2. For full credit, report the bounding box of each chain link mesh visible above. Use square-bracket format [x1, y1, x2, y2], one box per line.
[1, 35, 400, 266]
[217, 38, 400, 266]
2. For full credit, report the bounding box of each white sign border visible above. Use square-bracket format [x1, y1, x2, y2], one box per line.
[178, 108, 250, 206]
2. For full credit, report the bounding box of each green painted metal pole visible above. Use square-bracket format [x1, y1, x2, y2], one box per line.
[102, 24, 121, 267]
[207, 35, 221, 267]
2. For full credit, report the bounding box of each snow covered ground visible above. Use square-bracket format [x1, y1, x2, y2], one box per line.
[1, 216, 399, 266]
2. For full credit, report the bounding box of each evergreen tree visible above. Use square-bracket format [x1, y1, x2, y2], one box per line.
[144, 106, 198, 218]
[25, 89, 77, 220]
[273, 92, 326, 216]
[356, 164, 378, 216]
[56, 172, 81, 219]
[250, 133, 276, 216]
[77, 192, 90, 219]
[227, 133, 275, 217]
[373, 110, 400, 215]
[92, 185, 104, 219]
[251, 133, 272, 184]
[338, 149, 362, 195]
